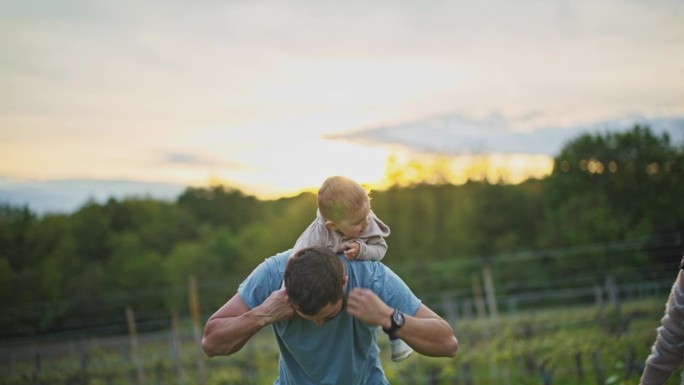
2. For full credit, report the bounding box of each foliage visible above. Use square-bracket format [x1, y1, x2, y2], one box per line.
[541, 125, 684, 282]
[544, 125, 684, 243]
[1, 300, 674, 385]
[2, 124, 684, 338]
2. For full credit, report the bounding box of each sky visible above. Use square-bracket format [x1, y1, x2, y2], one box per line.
[1, 0, 683, 214]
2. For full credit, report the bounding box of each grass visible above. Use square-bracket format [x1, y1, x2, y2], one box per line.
[0, 298, 680, 385]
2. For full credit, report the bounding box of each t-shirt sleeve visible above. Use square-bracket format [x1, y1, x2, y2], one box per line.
[237, 255, 284, 310]
[375, 264, 422, 316]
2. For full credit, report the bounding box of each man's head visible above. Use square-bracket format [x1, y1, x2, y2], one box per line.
[317, 176, 371, 238]
[284, 246, 347, 324]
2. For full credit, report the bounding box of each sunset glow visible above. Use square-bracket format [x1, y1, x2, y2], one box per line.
[193, 150, 555, 200]
[380, 152, 553, 189]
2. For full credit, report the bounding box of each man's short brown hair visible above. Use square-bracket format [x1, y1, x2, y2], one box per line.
[284, 246, 345, 316]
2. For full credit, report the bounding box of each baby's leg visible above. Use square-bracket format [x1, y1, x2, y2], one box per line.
[388, 333, 413, 362]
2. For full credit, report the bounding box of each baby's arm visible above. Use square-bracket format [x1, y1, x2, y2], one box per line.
[348, 236, 387, 261]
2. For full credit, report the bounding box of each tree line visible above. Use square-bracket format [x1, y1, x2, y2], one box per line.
[1, 125, 683, 339]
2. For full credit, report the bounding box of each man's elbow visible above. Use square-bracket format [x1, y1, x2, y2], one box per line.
[201, 335, 218, 357]
[201, 327, 226, 358]
[445, 336, 459, 357]
[201, 332, 242, 357]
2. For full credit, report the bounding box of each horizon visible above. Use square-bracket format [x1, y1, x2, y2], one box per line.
[4, 122, 683, 216]
[0, 151, 556, 215]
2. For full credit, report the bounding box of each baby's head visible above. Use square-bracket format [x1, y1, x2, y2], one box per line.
[317, 176, 371, 238]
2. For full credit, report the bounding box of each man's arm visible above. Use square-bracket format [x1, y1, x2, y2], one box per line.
[346, 288, 458, 358]
[393, 304, 458, 357]
[201, 288, 294, 357]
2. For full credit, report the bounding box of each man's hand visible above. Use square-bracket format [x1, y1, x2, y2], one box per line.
[261, 288, 296, 323]
[346, 288, 393, 329]
[343, 241, 361, 260]
[202, 287, 295, 357]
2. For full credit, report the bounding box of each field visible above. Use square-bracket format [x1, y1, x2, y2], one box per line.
[1, 295, 680, 385]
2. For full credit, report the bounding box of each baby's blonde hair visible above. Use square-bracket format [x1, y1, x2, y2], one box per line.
[317, 176, 370, 223]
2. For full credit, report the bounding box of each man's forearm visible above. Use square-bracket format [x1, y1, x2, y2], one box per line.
[202, 307, 272, 357]
[395, 314, 458, 357]
[346, 289, 459, 357]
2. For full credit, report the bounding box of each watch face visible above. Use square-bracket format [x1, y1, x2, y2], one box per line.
[384, 308, 405, 335]
[392, 309, 404, 328]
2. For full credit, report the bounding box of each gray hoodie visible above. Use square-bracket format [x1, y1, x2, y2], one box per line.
[640, 259, 684, 385]
[291, 209, 390, 261]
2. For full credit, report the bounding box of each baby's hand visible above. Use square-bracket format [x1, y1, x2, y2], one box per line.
[344, 241, 361, 260]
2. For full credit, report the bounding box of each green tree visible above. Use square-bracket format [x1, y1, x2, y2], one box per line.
[177, 185, 264, 233]
[105, 198, 199, 253]
[70, 201, 112, 262]
[0, 204, 36, 271]
[547, 125, 684, 241]
[541, 125, 684, 281]
[252, 192, 318, 258]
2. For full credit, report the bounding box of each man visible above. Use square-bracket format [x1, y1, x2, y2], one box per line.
[202, 246, 458, 385]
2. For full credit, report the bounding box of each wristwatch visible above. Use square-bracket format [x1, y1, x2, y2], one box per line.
[383, 308, 405, 335]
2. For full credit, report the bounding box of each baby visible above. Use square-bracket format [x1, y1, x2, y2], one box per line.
[290, 175, 413, 362]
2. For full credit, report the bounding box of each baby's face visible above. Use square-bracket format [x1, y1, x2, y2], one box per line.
[335, 203, 370, 238]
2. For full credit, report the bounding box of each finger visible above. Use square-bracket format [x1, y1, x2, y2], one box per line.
[350, 288, 369, 296]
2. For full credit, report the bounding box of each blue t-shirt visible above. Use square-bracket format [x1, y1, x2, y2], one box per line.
[238, 250, 422, 385]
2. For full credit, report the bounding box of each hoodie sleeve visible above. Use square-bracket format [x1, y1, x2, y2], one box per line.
[355, 211, 391, 261]
[356, 236, 388, 261]
[640, 263, 684, 385]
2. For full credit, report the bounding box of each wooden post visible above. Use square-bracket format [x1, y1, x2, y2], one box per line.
[605, 276, 621, 315]
[441, 295, 458, 330]
[125, 306, 146, 385]
[33, 351, 41, 385]
[591, 350, 604, 385]
[121, 344, 135, 384]
[472, 272, 498, 382]
[593, 285, 605, 321]
[574, 351, 585, 383]
[460, 362, 473, 385]
[189, 275, 207, 385]
[482, 265, 500, 328]
[624, 345, 635, 380]
[169, 309, 185, 384]
[483, 265, 509, 385]
[471, 274, 488, 324]
[78, 335, 89, 385]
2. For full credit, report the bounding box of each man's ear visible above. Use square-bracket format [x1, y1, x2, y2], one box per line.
[343, 275, 348, 288]
[324, 220, 337, 232]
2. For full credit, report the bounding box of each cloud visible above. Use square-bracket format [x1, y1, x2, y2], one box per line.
[160, 151, 245, 169]
[327, 114, 684, 156]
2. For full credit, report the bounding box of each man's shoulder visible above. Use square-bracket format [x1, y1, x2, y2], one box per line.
[265, 250, 291, 269]
[249, 250, 291, 280]
[239, 250, 291, 308]
[343, 256, 388, 284]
